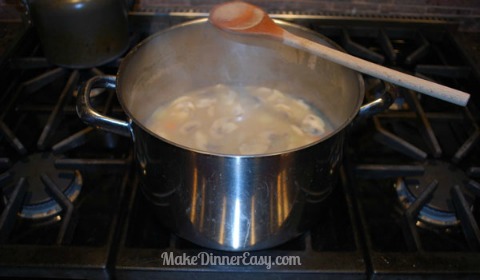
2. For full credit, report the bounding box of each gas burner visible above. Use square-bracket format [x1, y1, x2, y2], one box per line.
[365, 77, 407, 111]
[2, 152, 82, 219]
[396, 160, 474, 227]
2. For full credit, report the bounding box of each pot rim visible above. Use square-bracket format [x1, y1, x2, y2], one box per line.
[117, 18, 365, 158]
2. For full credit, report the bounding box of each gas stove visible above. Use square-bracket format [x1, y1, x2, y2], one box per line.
[0, 12, 479, 280]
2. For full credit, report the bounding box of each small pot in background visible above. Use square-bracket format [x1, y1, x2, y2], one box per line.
[23, 0, 129, 69]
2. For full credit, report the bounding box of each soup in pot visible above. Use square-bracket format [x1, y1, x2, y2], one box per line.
[144, 84, 331, 155]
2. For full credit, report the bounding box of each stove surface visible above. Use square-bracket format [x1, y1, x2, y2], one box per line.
[0, 13, 479, 280]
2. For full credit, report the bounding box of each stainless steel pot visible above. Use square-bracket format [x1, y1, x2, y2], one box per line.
[77, 19, 394, 251]
[23, 0, 129, 68]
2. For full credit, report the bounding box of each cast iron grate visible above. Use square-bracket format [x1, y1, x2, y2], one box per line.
[332, 25, 480, 277]
[0, 36, 132, 279]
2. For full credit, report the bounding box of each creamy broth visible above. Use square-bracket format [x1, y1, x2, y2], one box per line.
[144, 84, 331, 155]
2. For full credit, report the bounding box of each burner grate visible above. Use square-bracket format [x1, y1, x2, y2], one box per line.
[0, 34, 132, 279]
[317, 20, 480, 277]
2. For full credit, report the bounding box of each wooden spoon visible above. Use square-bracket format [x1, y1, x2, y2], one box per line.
[209, 1, 470, 106]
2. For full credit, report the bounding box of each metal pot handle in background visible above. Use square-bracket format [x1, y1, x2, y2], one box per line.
[76, 75, 131, 137]
[357, 81, 398, 120]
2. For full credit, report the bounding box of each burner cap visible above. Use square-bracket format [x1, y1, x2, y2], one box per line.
[396, 160, 474, 227]
[4, 153, 82, 219]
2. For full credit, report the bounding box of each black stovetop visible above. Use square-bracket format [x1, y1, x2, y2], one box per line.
[0, 13, 479, 280]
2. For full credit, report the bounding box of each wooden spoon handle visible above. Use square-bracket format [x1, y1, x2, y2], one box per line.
[282, 31, 470, 106]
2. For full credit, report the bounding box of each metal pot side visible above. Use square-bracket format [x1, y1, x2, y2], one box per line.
[134, 123, 345, 251]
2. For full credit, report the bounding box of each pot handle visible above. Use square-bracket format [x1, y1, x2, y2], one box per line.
[357, 82, 398, 119]
[76, 75, 131, 137]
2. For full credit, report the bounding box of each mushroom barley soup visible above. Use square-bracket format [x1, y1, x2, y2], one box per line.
[144, 84, 330, 155]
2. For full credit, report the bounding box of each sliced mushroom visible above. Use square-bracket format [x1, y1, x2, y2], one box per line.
[274, 103, 293, 118]
[250, 86, 272, 101]
[260, 130, 289, 151]
[179, 121, 201, 134]
[266, 89, 285, 103]
[232, 104, 245, 121]
[210, 117, 238, 138]
[169, 100, 195, 120]
[295, 99, 310, 110]
[260, 131, 278, 141]
[301, 114, 325, 136]
[214, 84, 237, 105]
[171, 95, 192, 105]
[196, 97, 217, 108]
[172, 100, 195, 111]
[290, 125, 304, 136]
[211, 84, 229, 93]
